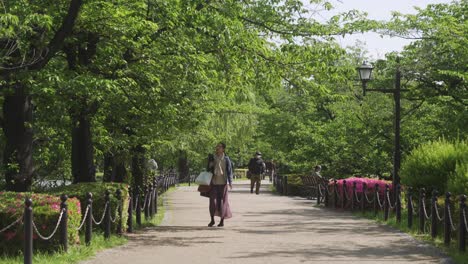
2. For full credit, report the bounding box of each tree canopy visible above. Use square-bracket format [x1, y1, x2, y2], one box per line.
[0, 0, 465, 191]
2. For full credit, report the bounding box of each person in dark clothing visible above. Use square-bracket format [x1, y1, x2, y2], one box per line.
[248, 151, 266, 195]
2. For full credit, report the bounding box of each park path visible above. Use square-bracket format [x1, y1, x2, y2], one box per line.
[80, 180, 453, 264]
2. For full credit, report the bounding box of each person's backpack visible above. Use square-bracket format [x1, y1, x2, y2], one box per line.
[249, 158, 264, 174]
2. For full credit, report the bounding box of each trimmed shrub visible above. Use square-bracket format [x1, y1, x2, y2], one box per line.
[47, 182, 130, 234]
[0, 192, 81, 255]
[401, 139, 468, 194]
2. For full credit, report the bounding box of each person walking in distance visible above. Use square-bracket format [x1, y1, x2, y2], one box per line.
[206, 143, 233, 227]
[248, 151, 265, 195]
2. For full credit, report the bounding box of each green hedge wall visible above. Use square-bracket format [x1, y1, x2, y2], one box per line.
[47, 182, 130, 234]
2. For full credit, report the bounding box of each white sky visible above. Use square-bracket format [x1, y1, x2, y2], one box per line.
[322, 0, 453, 59]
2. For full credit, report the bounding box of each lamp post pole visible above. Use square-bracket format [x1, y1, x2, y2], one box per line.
[393, 65, 401, 198]
[358, 59, 403, 201]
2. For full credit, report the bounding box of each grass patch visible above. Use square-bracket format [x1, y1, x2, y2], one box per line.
[0, 233, 126, 264]
[351, 209, 467, 264]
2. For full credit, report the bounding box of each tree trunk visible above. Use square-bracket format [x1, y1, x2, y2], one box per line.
[71, 113, 95, 183]
[2, 85, 34, 191]
[103, 152, 127, 183]
[177, 150, 189, 182]
[131, 145, 145, 190]
[103, 152, 114, 182]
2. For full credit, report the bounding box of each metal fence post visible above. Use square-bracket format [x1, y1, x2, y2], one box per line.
[283, 176, 288, 196]
[153, 178, 157, 215]
[374, 184, 379, 217]
[136, 187, 142, 226]
[342, 180, 347, 210]
[444, 192, 451, 246]
[334, 180, 338, 209]
[86, 192, 93, 245]
[148, 184, 153, 219]
[384, 185, 389, 221]
[396, 184, 401, 223]
[104, 190, 111, 239]
[60, 194, 68, 252]
[24, 198, 33, 264]
[144, 185, 149, 220]
[419, 189, 426, 234]
[431, 190, 438, 239]
[351, 182, 356, 212]
[361, 183, 366, 214]
[324, 183, 329, 207]
[407, 187, 413, 229]
[459, 195, 466, 252]
[317, 182, 321, 205]
[116, 189, 122, 235]
[127, 187, 133, 233]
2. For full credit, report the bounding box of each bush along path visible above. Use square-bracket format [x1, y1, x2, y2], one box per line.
[79, 180, 453, 264]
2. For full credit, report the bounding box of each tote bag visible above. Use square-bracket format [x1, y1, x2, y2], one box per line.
[195, 171, 213, 185]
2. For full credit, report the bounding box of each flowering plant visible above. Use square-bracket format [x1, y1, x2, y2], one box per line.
[330, 177, 393, 196]
[0, 192, 81, 254]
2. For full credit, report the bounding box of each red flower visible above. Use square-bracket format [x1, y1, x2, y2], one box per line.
[4, 231, 16, 241]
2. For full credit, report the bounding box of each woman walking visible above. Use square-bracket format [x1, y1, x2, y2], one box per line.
[207, 142, 233, 227]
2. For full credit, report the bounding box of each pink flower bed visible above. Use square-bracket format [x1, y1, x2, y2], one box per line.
[330, 177, 393, 196]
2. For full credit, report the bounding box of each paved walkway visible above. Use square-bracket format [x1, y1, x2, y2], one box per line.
[81, 181, 453, 264]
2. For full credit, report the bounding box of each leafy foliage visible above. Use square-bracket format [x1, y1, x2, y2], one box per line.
[401, 139, 468, 194]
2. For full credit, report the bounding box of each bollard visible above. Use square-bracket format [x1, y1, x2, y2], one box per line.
[361, 183, 366, 214]
[334, 180, 338, 209]
[283, 176, 288, 196]
[384, 185, 389, 221]
[407, 187, 413, 229]
[351, 182, 356, 212]
[152, 178, 157, 215]
[444, 192, 451, 246]
[24, 198, 33, 264]
[104, 190, 111, 239]
[60, 194, 68, 252]
[144, 185, 150, 220]
[324, 183, 329, 207]
[116, 189, 123, 235]
[459, 195, 466, 252]
[317, 183, 321, 205]
[431, 190, 438, 239]
[136, 187, 142, 226]
[280, 176, 284, 194]
[86, 192, 93, 245]
[374, 184, 379, 217]
[149, 183, 154, 217]
[342, 180, 347, 210]
[127, 187, 133, 233]
[419, 189, 426, 234]
[396, 184, 401, 223]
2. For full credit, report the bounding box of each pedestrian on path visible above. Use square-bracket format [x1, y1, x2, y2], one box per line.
[248, 151, 266, 195]
[206, 142, 233, 227]
[312, 165, 322, 178]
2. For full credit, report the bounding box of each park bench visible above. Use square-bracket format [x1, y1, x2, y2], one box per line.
[300, 174, 329, 200]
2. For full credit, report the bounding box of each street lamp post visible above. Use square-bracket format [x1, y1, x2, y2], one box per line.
[357, 60, 402, 200]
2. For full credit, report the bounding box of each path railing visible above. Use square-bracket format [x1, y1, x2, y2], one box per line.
[0, 173, 178, 264]
[274, 175, 467, 253]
